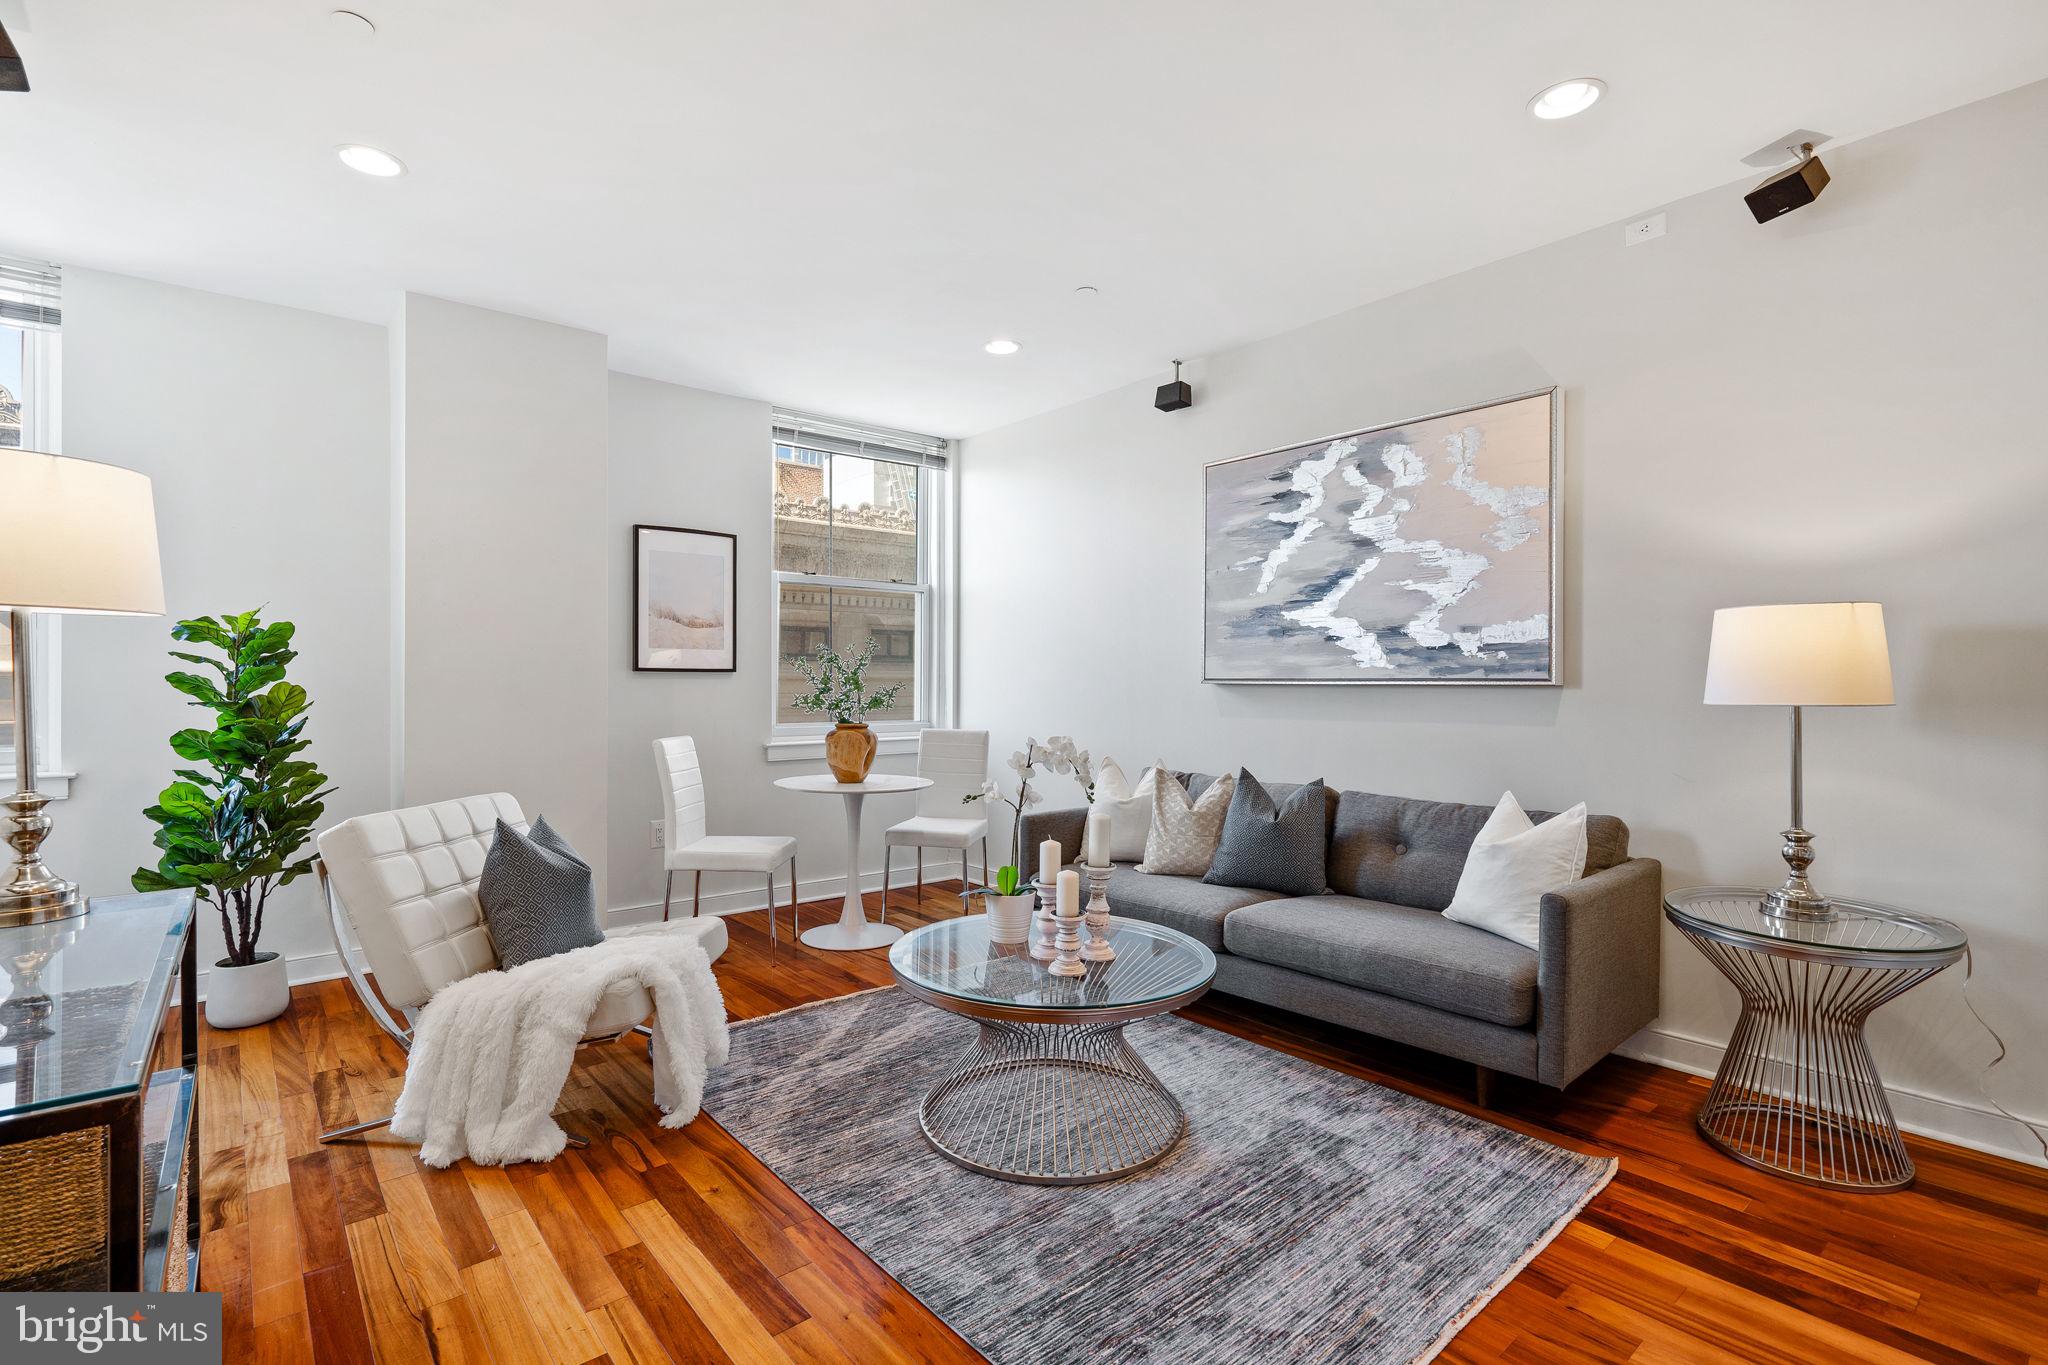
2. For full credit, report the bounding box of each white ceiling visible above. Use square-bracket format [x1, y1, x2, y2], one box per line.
[3, 2, 2046, 436]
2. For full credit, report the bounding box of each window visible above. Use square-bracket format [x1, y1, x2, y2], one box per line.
[1, 256, 64, 786]
[771, 409, 951, 740]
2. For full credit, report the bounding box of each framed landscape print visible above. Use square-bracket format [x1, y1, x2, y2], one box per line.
[1203, 387, 1559, 685]
[634, 524, 737, 672]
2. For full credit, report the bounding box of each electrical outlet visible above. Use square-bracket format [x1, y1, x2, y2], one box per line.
[649, 819, 664, 848]
[1624, 212, 1667, 245]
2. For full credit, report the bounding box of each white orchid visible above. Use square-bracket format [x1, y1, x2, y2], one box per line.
[1039, 734, 1098, 801]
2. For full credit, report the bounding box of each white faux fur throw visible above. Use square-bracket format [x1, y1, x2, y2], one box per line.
[391, 932, 729, 1167]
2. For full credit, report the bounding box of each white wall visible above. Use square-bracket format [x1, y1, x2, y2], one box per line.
[399, 294, 612, 903]
[31, 276, 930, 990]
[958, 82, 2048, 1163]
[53, 268, 393, 971]
[606, 373, 926, 923]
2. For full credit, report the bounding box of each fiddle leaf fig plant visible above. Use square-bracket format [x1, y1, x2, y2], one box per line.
[132, 611, 334, 966]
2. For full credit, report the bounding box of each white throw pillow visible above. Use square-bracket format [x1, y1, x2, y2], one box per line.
[1091, 758, 1158, 863]
[1441, 792, 1588, 950]
[1137, 772, 1236, 877]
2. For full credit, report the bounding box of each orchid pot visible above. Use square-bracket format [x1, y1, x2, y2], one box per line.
[985, 892, 1035, 944]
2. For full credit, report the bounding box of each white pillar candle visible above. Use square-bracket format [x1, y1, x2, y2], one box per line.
[1039, 838, 1061, 885]
[1085, 808, 1110, 868]
[1056, 868, 1081, 917]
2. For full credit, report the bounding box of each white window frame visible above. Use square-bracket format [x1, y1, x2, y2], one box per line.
[764, 412, 956, 762]
[1, 291, 70, 798]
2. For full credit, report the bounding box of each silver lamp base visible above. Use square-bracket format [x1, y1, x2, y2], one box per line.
[2, 788, 84, 927]
[1761, 825, 1834, 921]
[3, 609, 86, 927]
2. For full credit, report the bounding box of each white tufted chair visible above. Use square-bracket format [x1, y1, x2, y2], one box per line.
[882, 729, 990, 918]
[654, 735, 799, 943]
[313, 792, 726, 1144]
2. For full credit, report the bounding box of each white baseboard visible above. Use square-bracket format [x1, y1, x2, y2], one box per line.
[1615, 1025, 2048, 1170]
[606, 862, 962, 927]
[198, 864, 951, 997]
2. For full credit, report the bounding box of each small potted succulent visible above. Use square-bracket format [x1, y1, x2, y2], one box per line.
[132, 611, 333, 1029]
[790, 638, 904, 783]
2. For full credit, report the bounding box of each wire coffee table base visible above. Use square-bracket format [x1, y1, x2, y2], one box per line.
[1680, 928, 1951, 1192]
[918, 1020, 1187, 1185]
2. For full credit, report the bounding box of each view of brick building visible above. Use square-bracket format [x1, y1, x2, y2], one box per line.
[773, 445, 920, 723]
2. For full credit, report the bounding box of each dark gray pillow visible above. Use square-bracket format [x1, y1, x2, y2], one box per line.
[1203, 770, 1328, 897]
[479, 816, 603, 969]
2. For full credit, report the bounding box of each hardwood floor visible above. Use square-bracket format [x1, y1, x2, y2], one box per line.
[182, 883, 2048, 1364]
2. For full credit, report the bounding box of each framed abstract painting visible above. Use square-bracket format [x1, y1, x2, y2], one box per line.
[1203, 387, 1559, 685]
[633, 523, 737, 672]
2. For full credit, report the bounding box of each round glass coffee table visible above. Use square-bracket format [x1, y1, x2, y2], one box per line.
[1666, 886, 1967, 1192]
[888, 914, 1216, 1184]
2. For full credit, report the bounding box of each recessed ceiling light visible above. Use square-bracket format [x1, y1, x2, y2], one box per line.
[336, 143, 406, 177]
[984, 338, 1020, 355]
[1528, 78, 1606, 120]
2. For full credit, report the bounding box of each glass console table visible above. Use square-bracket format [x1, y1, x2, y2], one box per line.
[0, 890, 200, 1291]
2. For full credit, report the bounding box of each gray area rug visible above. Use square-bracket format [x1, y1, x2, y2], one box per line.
[702, 988, 1615, 1364]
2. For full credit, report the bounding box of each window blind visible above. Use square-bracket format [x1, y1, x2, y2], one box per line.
[772, 408, 947, 469]
[0, 256, 60, 330]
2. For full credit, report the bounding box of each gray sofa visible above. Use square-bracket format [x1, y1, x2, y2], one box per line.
[1023, 772, 1661, 1094]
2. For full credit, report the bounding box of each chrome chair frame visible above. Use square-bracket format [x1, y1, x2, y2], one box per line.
[315, 857, 616, 1147]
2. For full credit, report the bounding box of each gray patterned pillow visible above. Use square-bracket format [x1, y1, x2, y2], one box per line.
[479, 816, 603, 969]
[1203, 770, 1328, 897]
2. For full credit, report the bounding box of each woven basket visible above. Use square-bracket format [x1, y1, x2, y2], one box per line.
[0, 1126, 109, 1290]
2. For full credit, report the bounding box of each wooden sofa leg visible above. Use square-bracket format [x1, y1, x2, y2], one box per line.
[1475, 1065, 1495, 1110]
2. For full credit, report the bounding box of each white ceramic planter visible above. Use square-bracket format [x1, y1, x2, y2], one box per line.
[206, 951, 290, 1029]
[986, 893, 1035, 944]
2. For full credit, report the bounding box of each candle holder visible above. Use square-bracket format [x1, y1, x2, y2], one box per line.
[1050, 912, 1086, 977]
[1081, 863, 1116, 962]
[1030, 878, 1060, 962]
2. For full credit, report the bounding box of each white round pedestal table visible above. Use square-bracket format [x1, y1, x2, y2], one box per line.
[773, 772, 932, 950]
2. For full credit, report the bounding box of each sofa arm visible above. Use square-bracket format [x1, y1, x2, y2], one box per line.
[1017, 806, 1091, 871]
[1535, 856, 1663, 1089]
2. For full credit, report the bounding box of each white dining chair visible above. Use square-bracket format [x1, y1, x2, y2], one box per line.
[655, 735, 800, 944]
[881, 729, 990, 920]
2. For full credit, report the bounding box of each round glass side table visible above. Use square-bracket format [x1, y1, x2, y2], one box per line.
[1665, 886, 1966, 1192]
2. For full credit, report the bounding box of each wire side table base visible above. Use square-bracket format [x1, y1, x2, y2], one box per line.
[1676, 925, 1948, 1193]
[918, 1020, 1187, 1185]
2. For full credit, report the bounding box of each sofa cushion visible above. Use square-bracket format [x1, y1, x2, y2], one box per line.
[1138, 771, 1236, 876]
[1104, 865, 1284, 950]
[1204, 770, 1329, 897]
[1222, 896, 1538, 1027]
[1327, 790, 1628, 910]
[478, 815, 603, 969]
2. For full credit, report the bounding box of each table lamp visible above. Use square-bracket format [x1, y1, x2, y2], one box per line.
[1703, 602, 1892, 920]
[0, 450, 165, 926]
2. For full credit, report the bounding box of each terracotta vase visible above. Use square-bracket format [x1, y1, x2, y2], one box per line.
[824, 721, 877, 783]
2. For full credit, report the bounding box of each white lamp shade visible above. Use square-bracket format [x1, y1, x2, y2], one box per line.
[0, 450, 165, 615]
[1703, 602, 1892, 706]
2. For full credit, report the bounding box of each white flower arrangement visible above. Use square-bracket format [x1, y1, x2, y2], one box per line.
[963, 734, 1101, 898]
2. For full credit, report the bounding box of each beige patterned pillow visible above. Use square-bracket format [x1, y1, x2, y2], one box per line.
[1137, 772, 1237, 876]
